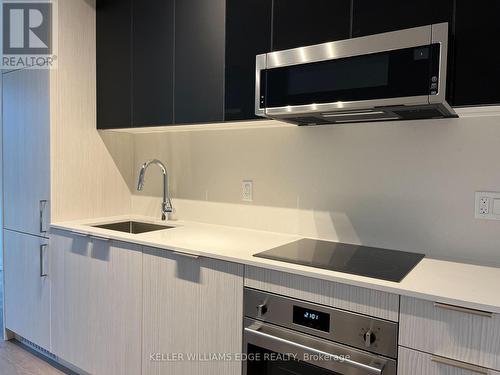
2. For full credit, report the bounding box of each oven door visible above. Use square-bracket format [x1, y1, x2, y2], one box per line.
[243, 318, 397, 375]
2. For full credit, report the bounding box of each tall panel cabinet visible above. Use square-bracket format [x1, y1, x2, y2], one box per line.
[2, 69, 51, 351]
[3, 69, 50, 237]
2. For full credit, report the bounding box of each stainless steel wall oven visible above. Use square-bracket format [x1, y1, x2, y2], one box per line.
[243, 288, 398, 375]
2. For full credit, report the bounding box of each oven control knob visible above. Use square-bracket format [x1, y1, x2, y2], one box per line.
[257, 303, 268, 316]
[363, 330, 376, 347]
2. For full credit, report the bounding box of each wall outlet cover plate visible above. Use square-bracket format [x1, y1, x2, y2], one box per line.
[475, 191, 500, 220]
[242, 180, 253, 202]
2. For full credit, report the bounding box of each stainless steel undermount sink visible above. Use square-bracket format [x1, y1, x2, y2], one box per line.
[92, 221, 175, 234]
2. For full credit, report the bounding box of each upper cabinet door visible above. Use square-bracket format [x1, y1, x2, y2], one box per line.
[96, 0, 132, 129]
[352, 0, 454, 37]
[174, 0, 226, 124]
[225, 0, 272, 121]
[3, 70, 50, 236]
[452, 0, 500, 106]
[352, 0, 455, 103]
[272, 0, 351, 51]
[132, 0, 174, 127]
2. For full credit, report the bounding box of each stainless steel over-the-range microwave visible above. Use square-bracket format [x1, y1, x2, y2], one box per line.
[255, 23, 457, 125]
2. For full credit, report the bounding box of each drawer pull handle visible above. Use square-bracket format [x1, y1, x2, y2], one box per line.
[172, 251, 200, 259]
[434, 302, 493, 318]
[431, 356, 489, 374]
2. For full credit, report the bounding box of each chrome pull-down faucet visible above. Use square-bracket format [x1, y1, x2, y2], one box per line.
[137, 159, 173, 221]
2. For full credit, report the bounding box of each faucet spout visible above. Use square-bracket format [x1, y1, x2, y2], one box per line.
[137, 159, 173, 221]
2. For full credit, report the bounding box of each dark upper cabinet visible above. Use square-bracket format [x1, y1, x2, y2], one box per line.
[453, 0, 500, 106]
[96, 0, 132, 129]
[97, 0, 174, 129]
[352, 0, 454, 37]
[272, 0, 351, 51]
[174, 0, 226, 124]
[225, 0, 272, 121]
[132, 0, 174, 127]
[98, 0, 500, 127]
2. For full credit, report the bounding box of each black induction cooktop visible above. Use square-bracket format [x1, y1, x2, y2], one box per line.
[254, 239, 425, 282]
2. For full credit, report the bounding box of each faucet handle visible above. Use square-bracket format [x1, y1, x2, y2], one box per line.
[162, 201, 173, 213]
[161, 201, 174, 221]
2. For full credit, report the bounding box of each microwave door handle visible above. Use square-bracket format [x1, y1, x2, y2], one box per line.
[244, 327, 385, 375]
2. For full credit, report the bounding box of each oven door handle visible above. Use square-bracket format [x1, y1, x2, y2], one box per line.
[244, 326, 386, 375]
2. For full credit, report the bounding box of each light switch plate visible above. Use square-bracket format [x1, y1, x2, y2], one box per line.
[475, 192, 500, 220]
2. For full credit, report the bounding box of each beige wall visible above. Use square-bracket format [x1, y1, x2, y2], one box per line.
[131, 110, 500, 267]
[50, 0, 133, 222]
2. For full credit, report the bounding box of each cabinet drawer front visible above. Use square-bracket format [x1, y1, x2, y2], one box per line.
[400, 296, 500, 370]
[399, 347, 499, 375]
[245, 266, 399, 321]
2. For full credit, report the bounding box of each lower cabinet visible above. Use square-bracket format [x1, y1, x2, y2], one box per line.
[399, 347, 500, 375]
[4, 229, 50, 350]
[142, 247, 244, 375]
[50, 230, 142, 375]
[400, 296, 500, 371]
[16, 229, 500, 375]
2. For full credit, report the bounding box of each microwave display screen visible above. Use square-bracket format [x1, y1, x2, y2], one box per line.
[293, 306, 330, 332]
[288, 54, 389, 95]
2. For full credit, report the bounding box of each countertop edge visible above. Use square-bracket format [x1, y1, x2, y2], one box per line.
[50, 219, 500, 315]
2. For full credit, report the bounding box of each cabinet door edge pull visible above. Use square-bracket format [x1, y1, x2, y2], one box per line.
[90, 235, 110, 242]
[434, 302, 493, 318]
[431, 355, 489, 374]
[39, 244, 48, 277]
[71, 231, 89, 237]
[39, 200, 48, 234]
[172, 251, 200, 259]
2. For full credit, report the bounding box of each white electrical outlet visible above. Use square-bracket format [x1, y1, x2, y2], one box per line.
[479, 197, 490, 215]
[475, 192, 500, 220]
[242, 180, 253, 202]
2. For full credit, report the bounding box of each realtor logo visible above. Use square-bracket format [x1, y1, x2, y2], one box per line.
[1, 0, 58, 69]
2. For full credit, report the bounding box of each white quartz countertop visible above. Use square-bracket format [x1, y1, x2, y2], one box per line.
[52, 215, 500, 314]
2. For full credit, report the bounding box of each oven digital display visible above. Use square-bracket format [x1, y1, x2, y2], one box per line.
[293, 306, 330, 332]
